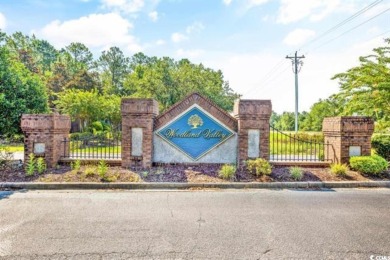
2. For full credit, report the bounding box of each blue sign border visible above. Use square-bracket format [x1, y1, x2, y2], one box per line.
[155, 105, 235, 161]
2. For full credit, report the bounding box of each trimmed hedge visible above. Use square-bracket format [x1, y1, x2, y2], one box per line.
[349, 155, 388, 175]
[372, 135, 390, 161]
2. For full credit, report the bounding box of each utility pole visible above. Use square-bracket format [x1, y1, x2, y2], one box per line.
[286, 51, 305, 132]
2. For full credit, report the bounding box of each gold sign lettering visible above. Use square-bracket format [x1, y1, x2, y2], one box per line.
[164, 128, 228, 141]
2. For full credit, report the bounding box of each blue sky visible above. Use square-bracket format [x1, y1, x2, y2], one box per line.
[0, 0, 389, 113]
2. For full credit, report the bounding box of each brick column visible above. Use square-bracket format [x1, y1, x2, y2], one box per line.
[121, 98, 159, 168]
[233, 99, 272, 166]
[322, 117, 374, 164]
[21, 114, 71, 168]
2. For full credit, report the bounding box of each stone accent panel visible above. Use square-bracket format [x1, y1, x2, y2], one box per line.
[121, 98, 159, 168]
[322, 117, 374, 164]
[233, 100, 272, 165]
[21, 114, 71, 168]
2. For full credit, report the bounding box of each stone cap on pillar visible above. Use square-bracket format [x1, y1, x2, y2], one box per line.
[233, 99, 272, 119]
[322, 116, 374, 134]
[21, 114, 71, 132]
[121, 98, 159, 116]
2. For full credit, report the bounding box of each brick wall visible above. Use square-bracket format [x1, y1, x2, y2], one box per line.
[21, 114, 71, 168]
[233, 100, 272, 165]
[121, 98, 159, 168]
[154, 93, 237, 132]
[323, 117, 374, 164]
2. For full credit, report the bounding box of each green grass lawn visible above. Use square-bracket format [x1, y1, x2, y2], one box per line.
[269, 131, 325, 156]
[70, 146, 121, 154]
[0, 145, 24, 152]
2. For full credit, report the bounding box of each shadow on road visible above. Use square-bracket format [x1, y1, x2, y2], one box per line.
[0, 189, 27, 201]
[287, 188, 336, 192]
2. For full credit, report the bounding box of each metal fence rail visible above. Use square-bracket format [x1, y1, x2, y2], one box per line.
[270, 126, 333, 162]
[62, 133, 121, 159]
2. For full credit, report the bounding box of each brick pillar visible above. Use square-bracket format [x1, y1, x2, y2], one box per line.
[21, 114, 71, 168]
[121, 98, 159, 168]
[233, 99, 272, 166]
[322, 117, 374, 164]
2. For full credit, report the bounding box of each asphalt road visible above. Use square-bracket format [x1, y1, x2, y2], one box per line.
[0, 189, 389, 259]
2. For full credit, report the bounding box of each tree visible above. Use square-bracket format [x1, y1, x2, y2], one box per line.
[55, 89, 120, 132]
[5, 32, 58, 75]
[46, 61, 71, 107]
[124, 55, 239, 111]
[301, 97, 343, 131]
[332, 38, 390, 130]
[274, 112, 295, 131]
[64, 69, 102, 92]
[31, 38, 58, 73]
[0, 46, 48, 136]
[270, 111, 281, 127]
[64, 42, 93, 74]
[96, 47, 130, 95]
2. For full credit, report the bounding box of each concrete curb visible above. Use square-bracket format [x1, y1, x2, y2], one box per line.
[1, 181, 390, 190]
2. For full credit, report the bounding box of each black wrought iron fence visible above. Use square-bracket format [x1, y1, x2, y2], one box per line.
[270, 126, 333, 162]
[62, 132, 121, 159]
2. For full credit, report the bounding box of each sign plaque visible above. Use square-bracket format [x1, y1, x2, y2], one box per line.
[34, 143, 45, 154]
[156, 106, 234, 160]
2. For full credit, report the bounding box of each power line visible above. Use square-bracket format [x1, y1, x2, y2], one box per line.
[243, 57, 288, 96]
[243, 0, 388, 102]
[244, 62, 292, 97]
[309, 7, 390, 53]
[299, 0, 384, 50]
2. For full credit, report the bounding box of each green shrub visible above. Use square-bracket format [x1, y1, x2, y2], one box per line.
[330, 163, 348, 176]
[289, 166, 303, 180]
[36, 157, 46, 174]
[26, 153, 35, 176]
[71, 160, 81, 171]
[293, 132, 324, 143]
[218, 164, 236, 180]
[372, 135, 390, 161]
[84, 166, 97, 177]
[98, 160, 109, 180]
[246, 158, 272, 176]
[70, 132, 92, 141]
[350, 155, 388, 175]
[0, 145, 12, 169]
[91, 121, 104, 132]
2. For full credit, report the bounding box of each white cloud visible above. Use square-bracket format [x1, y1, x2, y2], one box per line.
[35, 13, 142, 53]
[101, 0, 144, 14]
[171, 32, 188, 43]
[148, 11, 158, 21]
[186, 21, 204, 34]
[176, 48, 204, 59]
[277, 0, 342, 24]
[283, 29, 316, 46]
[170, 21, 204, 43]
[223, 0, 232, 6]
[247, 0, 269, 8]
[156, 39, 165, 45]
[0, 12, 6, 30]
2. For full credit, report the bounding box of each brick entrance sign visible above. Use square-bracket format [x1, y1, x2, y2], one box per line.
[323, 117, 374, 164]
[21, 114, 71, 168]
[20, 95, 376, 169]
[121, 93, 272, 168]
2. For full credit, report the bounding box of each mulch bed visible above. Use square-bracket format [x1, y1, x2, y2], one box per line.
[1, 164, 389, 183]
